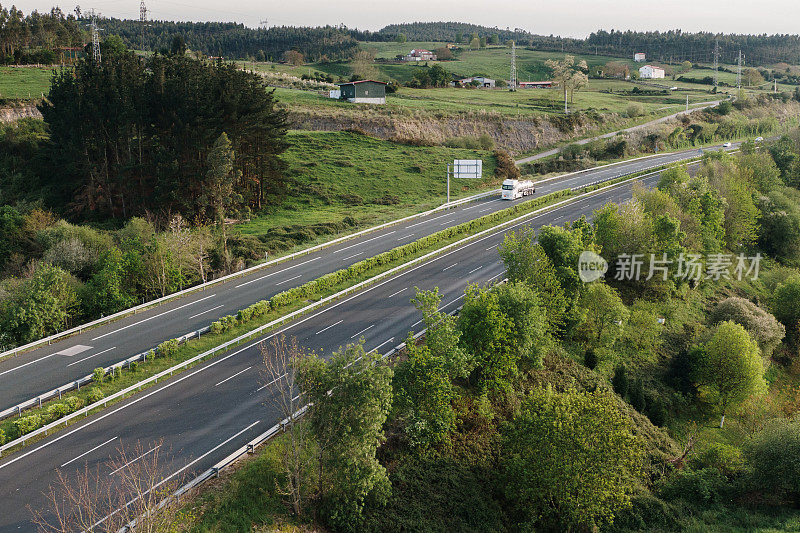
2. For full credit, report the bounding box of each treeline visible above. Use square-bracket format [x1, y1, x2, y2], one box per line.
[99, 19, 359, 61]
[585, 29, 800, 67]
[373, 21, 534, 44]
[0, 4, 84, 64]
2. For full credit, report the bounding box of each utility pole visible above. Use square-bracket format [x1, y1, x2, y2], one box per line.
[509, 41, 517, 91]
[139, 0, 147, 52]
[713, 38, 719, 88]
[686, 94, 689, 111]
[736, 50, 743, 93]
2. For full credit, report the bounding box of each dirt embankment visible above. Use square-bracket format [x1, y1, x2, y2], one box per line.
[0, 103, 42, 123]
[288, 107, 629, 155]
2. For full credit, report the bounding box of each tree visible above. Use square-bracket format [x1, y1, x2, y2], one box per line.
[0, 263, 78, 347]
[30, 440, 182, 533]
[693, 321, 765, 428]
[261, 335, 310, 516]
[297, 342, 393, 530]
[537, 223, 591, 303]
[772, 275, 800, 337]
[394, 33, 407, 43]
[350, 49, 377, 80]
[434, 46, 453, 60]
[499, 228, 568, 333]
[282, 49, 304, 65]
[711, 297, 785, 358]
[743, 67, 765, 87]
[577, 282, 628, 348]
[201, 132, 242, 265]
[458, 282, 548, 393]
[81, 247, 134, 317]
[411, 288, 473, 380]
[393, 337, 455, 451]
[169, 34, 186, 56]
[502, 388, 644, 530]
[545, 55, 588, 113]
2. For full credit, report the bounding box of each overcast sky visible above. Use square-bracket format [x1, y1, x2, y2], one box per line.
[11, 0, 800, 37]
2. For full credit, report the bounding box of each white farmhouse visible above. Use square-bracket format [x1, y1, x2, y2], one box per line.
[634, 52, 646, 62]
[638, 64, 665, 79]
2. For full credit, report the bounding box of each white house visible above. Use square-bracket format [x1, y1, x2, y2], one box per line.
[634, 52, 646, 62]
[404, 49, 437, 61]
[638, 65, 665, 79]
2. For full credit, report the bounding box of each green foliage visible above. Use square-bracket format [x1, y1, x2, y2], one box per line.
[538, 223, 591, 303]
[86, 387, 105, 403]
[612, 364, 629, 397]
[92, 367, 106, 384]
[502, 387, 644, 530]
[297, 342, 393, 531]
[411, 288, 473, 380]
[81, 247, 134, 317]
[393, 338, 455, 450]
[577, 282, 628, 348]
[711, 297, 785, 357]
[10, 414, 42, 439]
[693, 321, 765, 426]
[0, 263, 79, 347]
[658, 467, 728, 504]
[499, 228, 568, 334]
[771, 275, 800, 334]
[157, 338, 180, 357]
[746, 417, 800, 502]
[458, 282, 548, 393]
[409, 64, 451, 88]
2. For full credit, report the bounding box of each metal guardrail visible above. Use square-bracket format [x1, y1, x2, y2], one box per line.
[0, 189, 500, 362]
[0, 172, 645, 456]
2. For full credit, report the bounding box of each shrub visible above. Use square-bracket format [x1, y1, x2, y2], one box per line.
[86, 388, 105, 403]
[129, 361, 139, 372]
[11, 414, 42, 439]
[93, 367, 106, 384]
[210, 320, 224, 334]
[746, 417, 800, 501]
[157, 338, 180, 357]
[626, 103, 646, 118]
[711, 297, 785, 357]
[65, 396, 83, 411]
[493, 149, 520, 180]
[658, 467, 728, 504]
[0, 429, 4, 445]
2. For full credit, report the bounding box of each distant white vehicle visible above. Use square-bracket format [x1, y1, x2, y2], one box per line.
[755, 136, 764, 142]
[670, 86, 678, 91]
[723, 142, 733, 148]
[501, 179, 536, 200]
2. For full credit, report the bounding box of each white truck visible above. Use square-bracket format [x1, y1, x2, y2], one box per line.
[501, 179, 536, 200]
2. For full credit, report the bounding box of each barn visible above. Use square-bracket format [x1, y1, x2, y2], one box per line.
[337, 80, 387, 104]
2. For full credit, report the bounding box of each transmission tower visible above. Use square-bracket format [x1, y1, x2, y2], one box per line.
[87, 9, 101, 64]
[139, 0, 147, 51]
[736, 50, 743, 93]
[509, 41, 517, 91]
[712, 38, 719, 88]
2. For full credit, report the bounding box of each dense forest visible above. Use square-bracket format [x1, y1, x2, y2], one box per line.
[101, 19, 360, 61]
[0, 3, 84, 64]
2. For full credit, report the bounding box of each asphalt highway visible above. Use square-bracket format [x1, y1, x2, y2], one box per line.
[0, 165, 679, 531]
[0, 144, 737, 414]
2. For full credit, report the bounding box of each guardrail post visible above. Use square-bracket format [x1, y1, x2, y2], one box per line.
[247, 444, 255, 454]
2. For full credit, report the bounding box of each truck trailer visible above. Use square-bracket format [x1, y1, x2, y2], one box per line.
[501, 179, 536, 200]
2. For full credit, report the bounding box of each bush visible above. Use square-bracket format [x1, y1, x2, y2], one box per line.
[11, 414, 42, 439]
[210, 320, 224, 334]
[65, 396, 83, 411]
[658, 467, 728, 504]
[584, 348, 597, 369]
[626, 103, 646, 118]
[746, 417, 800, 501]
[86, 388, 105, 403]
[45, 402, 71, 421]
[129, 361, 139, 372]
[0, 429, 4, 445]
[493, 149, 520, 180]
[711, 297, 785, 357]
[157, 338, 180, 357]
[93, 367, 106, 384]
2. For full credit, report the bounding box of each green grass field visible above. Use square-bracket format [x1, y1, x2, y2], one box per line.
[236, 130, 499, 238]
[0, 66, 52, 100]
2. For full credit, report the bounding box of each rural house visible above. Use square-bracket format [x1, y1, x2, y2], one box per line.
[336, 80, 387, 104]
[518, 80, 553, 89]
[457, 76, 496, 88]
[634, 52, 646, 62]
[404, 48, 437, 61]
[638, 64, 665, 79]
